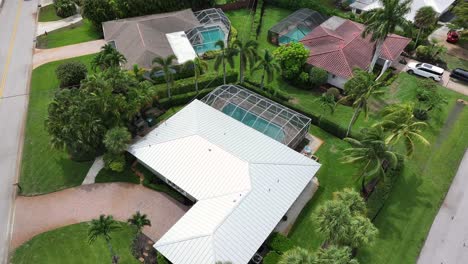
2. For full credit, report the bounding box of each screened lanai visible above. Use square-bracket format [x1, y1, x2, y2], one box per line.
[186, 8, 230, 55]
[202, 85, 311, 148]
[268, 8, 329, 45]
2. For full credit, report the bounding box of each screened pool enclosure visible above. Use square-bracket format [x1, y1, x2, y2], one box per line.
[268, 9, 329, 45]
[187, 8, 230, 55]
[202, 85, 311, 148]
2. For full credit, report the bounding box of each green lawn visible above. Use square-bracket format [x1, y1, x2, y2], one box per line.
[441, 53, 468, 71]
[11, 222, 139, 264]
[226, 8, 253, 41]
[38, 5, 62, 22]
[20, 54, 97, 196]
[36, 19, 102, 49]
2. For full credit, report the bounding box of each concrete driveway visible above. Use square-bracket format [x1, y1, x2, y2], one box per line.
[418, 150, 468, 264]
[11, 183, 188, 249]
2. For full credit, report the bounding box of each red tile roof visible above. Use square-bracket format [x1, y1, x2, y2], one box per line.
[300, 19, 410, 78]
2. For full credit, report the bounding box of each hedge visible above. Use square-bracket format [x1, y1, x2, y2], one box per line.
[158, 88, 216, 109]
[263, 251, 281, 264]
[152, 71, 238, 99]
[268, 233, 295, 254]
[250, 0, 265, 40]
[94, 166, 140, 184]
[148, 65, 196, 85]
[264, 0, 338, 16]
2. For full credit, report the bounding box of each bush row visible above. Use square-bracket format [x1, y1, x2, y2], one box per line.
[148, 64, 197, 85]
[264, 0, 338, 16]
[158, 87, 217, 109]
[250, 0, 265, 40]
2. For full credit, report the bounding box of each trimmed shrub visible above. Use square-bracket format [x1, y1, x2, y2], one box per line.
[273, 42, 309, 80]
[326, 87, 341, 100]
[309, 67, 328, 88]
[263, 251, 281, 264]
[268, 233, 294, 254]
[103, 152, 126, 172]
[54, 0, 76, 18]
[202, 50, 222, 60]
[95, 166, 140, 184]
[229, 25, 238, 45]
[55, 61, 88, 88]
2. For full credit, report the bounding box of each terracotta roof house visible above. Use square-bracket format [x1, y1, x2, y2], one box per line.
[300, 16, 410, 89]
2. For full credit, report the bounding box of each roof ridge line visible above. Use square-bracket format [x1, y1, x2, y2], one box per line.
[338, 49, 354, 78]
[251, 161, 321, 167]
[129, 133, 198, 151]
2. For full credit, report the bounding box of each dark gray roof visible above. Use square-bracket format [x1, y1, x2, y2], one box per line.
[102, 9, 201, 69]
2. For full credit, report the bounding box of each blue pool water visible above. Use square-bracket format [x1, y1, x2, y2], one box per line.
[222, 103, 285, 143]
[278, 25, 312, 45]
[194, 27, 225, 54]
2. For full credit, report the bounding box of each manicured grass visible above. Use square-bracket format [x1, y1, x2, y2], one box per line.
[441, 53, 468, 71]
[226, 8, 253, 41]
[38, 5, 62, 22]
[11, 222, 139, 264]
[95, 167, 140, 184]
[20, 54, 97, 196]
[37, 19, 102, 49]
[256, 6, 291, 52]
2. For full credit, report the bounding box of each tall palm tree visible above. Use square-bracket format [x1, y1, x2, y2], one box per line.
[340, 69, 385, 136]
[414, 6, 438, 46]
[214, 40, 237, 84]
[342, 126, 399, 195]
[279, 247, 315, 264]
[92, 44, 127, 71]
[127, 211, 151, 234]
[152, 55, 177, 99]
[185, 57, 208, 92]
[232, 39, 258, 84]
[315, 93, 336, 122]
[88, 215, 121, 264]
[362, 0, 411, 72]
[251, 49, 281, 90]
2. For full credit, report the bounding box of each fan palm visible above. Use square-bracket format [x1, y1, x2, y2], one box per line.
[340, 69, 385, 137]
[88, 215, 121, 264]
[185, 57, 208, 92]
[127, 211, 151, 234]
[214, 40, 238, 84]
[232, 39, 258, 84]
[362, 0, 411, 72]
[152, 55, 177, 99]
[342, 126, 399, 194]
[278, 247, 315, 264]
[251, 49, 281, 91]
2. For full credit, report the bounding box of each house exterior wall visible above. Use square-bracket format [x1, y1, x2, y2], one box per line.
[327, 73, 348, 89]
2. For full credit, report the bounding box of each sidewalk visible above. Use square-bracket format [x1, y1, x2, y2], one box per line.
[417, 150, 468, 264]
[33, 39, 106, 69]
[36, 13, 83, 36]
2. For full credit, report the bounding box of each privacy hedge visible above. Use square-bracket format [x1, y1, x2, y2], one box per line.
[264, 0, 337, 16]
[267, 233, 295, 254]
[250, 0, 265, 40]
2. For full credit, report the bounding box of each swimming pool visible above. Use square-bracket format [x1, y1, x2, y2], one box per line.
[193, 27, 225, 54]
[279, 25, 312, 45]
[222, 103, 285, 143]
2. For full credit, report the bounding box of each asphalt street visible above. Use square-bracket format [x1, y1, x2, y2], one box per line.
[0, 0, 38, 262]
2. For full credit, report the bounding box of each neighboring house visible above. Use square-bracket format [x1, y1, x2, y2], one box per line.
[350, 0, 456, 22]
[102, 8, 230, 69]
[129, 85, 320, 264]
[300, 16, 410, 89]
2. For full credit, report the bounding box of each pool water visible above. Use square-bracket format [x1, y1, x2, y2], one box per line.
[194, 27, 225, 54]
[279, 25, 312, 45]
[222, 103, 285, 143]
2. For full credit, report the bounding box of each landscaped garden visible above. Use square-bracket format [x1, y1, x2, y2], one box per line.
[36, 19, 102, 49]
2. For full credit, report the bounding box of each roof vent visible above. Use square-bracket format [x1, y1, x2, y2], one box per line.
[208, 148, 212, 152]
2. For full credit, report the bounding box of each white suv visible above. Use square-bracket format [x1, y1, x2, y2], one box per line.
[407, 62, 444, 81]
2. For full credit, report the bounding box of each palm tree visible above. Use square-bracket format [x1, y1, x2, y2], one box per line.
[362, 0, 411, 72]
[152, 55, 177, 99]
[316, 199, 353, 245]
[279, 247, 315, 264]
[103, 127, 131, 154]
[342, 126, 399, 195]
[315, 246, 359, 264]
[129, 64, 146, 82]
[315, 93, 336, 122]
[232, 39, 258, 84]
[88, 215, 121, 264]
[127, 211, 151, 234]
[414, 7, 438, 46]
[251, 49, 281, 90]
[340, 69, 385, 136]
[92, 44, 127, 71]
[185, 57, 208, 92]
[214, 40, 237, 84]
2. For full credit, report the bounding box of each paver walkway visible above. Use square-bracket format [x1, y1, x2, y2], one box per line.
[82, 156, 104, 185]
[418, 150, 468, 264]
[36, 13, 82, 36]
[11, 183, 188, 249]
[33, 39, 105, 69]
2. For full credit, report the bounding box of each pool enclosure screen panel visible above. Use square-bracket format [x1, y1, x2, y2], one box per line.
[187, 8, 230, 55]
[268, 8, 329, 45]
[202, 85, 311, 148]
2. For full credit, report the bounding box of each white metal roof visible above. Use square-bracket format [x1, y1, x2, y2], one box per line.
[166, 31, 197, 64]
[129, 99, 321, 264]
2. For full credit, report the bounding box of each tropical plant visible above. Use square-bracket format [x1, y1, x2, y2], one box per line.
[251, 49, 281, 90]
[273, 42, 309, 79]
[232, 39, 258, 84]
[316, 199, 352, 245]
[361, 0, 411, 72]
[450, 2, 468, 41]
[309, 67, 328, 88]
[127, 211, 151, 234]
[92, 44, 127, 71]
[185, 57, 208, 92]
[315, 93, 336, 121]
[414, 6, 438, 46]
[214, 40, 238, 84]
[152, 55, 177, 99]
[55, 61, 88, 88]
[314, 246, 359, 264]
[54, 0, 76, 18]
[278, 247, 315, 264]
[341, 69, 386, 136]
[82, 0, 119, 27]
[415, 41, 447, 63]
[129, 64, 146, 82]
[88, 215, 121, 264]
[414, 79, 447, 119]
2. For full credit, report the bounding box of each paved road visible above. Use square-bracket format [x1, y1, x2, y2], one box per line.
[418, 150, 468, 264]
[0, 0, 38, 262]
[11, 183, 188, 249]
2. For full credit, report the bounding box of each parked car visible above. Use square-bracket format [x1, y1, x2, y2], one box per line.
[447, 30, 459, 44]
[407, 62, 444, 81]
[450, 68, 468, 82]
